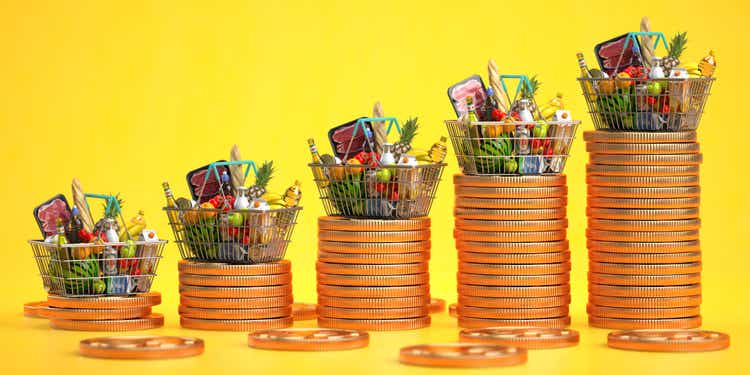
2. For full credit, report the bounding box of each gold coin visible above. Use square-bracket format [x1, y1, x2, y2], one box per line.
[588, 272, 701, 286]
[318, 251, 430, 264]
[587, 218, 701, 232]
[589, 262, 702, 275]
[458, 316, 571, 329]
[588, 197, 700, 209]
[179, 295, 293, 309]
[179, 305, 292, 320]
[292, 303, 317, 321]
[455, 218, 568, 232]
[459, 262, 571, 276]
[454, 207, 567, 220]
[50, 314, 164, 331]
[586, 207, 699, 220]
[458, 251, 571, 265]
[454, 174, 566, 187]
[588, 284, 701, 298]
[180, 316, 293, 331]
[455, 229, 567, 243]
[585, 142, 701, 154]
[589, 251, 701, 264]
[458, 284, 570, 298]
[248, 328, 369, 351]
[589, 153, 702, 166]
[317, 306, 429, 319]
[587, 240, 700, 253]
[449, 303, 457, 317]
[588, 316, 701, 330]
[179, 284, 292, 298]
[457, 305, 569, 319]
[317, 295, 430, 309]
[458, 295, 570, 309]
[317, 273, 430, 287]
[587, 304, 700, 319]
[589, 295, 702, 309]
[458, 273, 570, 287]
[80, 336, 204, 359]
[586, 164, 700, 177]
[24, 301, 49, 318]
[43, 306, 152, 320]
[178, 273, 292, 287]
[318, 230, 430, 243]
[588, 186, 700, 198]
[460, 327, 579, 349]
[318, 216, 430, 231]
[586, 175, 700, 187]
[583, 130, 697, 143]
[317, 285, 429, 298]
[455, 186, 567, 199]
[315, 262, 428, 276]
[607, 329, 729, 352]
[318, 240, 430, 254]
[428, 298, 446, 314]
[456, 240, 569, 254]
[318, 316, 430, 331]
[587, 229, 700, 242]
[178, 260, 291, 276]
[47, 292, 161, 309]
[456, 197, 567, 209]
[398, 343, 527, 368]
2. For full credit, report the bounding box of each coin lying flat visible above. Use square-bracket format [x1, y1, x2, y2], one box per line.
[315, 262, 428, 276]
[454, 174, 566, 187]
[589, 295, 702, 309]
[79, 336, 204, 359]
[50, 314, 165, 331]
[586, 229, 700, 242]
[399, 343, 527, 368]
[586, 142, 700, 155]
[317, 295, 430, 309]
[586, 175, 700, 187]
[458, 251, 571, 265]
[460, 327, 580, 349]
[458, 295, 571, 309]
[317, 285, 429, 298]
[459, 262, 571, 276]
[607, 330, 730, 352]
[587, 240, 700, 254]
[587, 186, 700, 198]
[588, 197, 700, 209]
[589, 316, 701, 330]
[589, 252, 701, 265]
[458, 284, 570, 298]
[586, 164, 700, 177]
[178, 260, 290, 276]
[318, 230, 430, 243]
[317, 273, 430, 287]
[583, 130, 697, 143]
[589, 153, 702, 166]
[455, 186, 568, 199]
[588, 284, 701, 298]
[47, 292, 162, 309]
[586, 208, 700, 220]
[458, 273, 570, 287]
[292, 303, 317, 321]
[318, 240, 430, 254]
[43, 306, 152, 320]
[318, 216, 430, 231]
[318, 316, 430, 331]
[180, 316, 293, 331]
[179, 295, 293, 309]
[589, 262, 702, 275]
[456, 197, 568, 209]
[248, 328, 369, 351]
[588, 272, 701, 286]
[179, 284, 292, 298]
[178, 305, 292, 320]
[455, 229, 567, 243]
[454, 207, 567, 220]
[455, 218, 568, 232]
[458, 316, 571, 329]
[587, 218, 701, 232]
[178, 273, 292, 287]
[457, 240, 569, 254]
[428, 298, 446, 314]
[457, 305, 569, 319]
[317, 306, 429, 319]
[24, 301, 49, 318]
[587, 304, 700, 319]
[318, 251, 430, 265]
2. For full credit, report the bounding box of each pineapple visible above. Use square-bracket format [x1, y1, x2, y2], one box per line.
[662, 32, 687, 75]
[510, 75, 541, 114]
[249, 161, 274, 199]
[93, 193, 124, 234]
[393, 117, 418, 157]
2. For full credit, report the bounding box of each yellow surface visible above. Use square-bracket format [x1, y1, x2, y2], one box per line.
[2, 0, 749, 373]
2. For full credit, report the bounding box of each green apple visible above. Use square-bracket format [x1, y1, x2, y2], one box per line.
[647, 81, 662, 96]
[376, 168, 392, 183]
[119, 240, 136, 258]
[228, 212, 244, 227]
[504, 158, 518, 173]
[93, 279, 106, 294]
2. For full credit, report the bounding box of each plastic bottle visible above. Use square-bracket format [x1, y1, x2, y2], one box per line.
[234, 186, 251, 209]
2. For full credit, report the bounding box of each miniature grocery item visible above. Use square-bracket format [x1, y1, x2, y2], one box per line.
[372, 101, 387, 154]
[230, 144, 246, 191]
[639, 17, 655, 69]
[72, 178, 95, 232]
[448, 75, 487, 117]
[487, 59, 510, 112]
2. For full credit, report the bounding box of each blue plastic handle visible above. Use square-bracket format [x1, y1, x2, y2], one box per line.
[499, 74, 534, 98]
[84, 193, 123, 216]
[201, 160, 258, 189]
[623, 31, 669, 53]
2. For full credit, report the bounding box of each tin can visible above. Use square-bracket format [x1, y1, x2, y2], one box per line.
[515, 125, 531, 155]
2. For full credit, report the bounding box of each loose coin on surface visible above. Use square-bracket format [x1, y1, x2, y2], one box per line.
[399, 343, 527, 368]
[318, 230, 430, 243]
[458, 316, 571, 329]
[178, 273, 292, 287]
[47, 293, 162, 309]
[607, 330, 730, 352]
[458, 251, 571, 265]
[178, 305, 292, 320]
[453, 174, 566, 187]
[588, 272, 701, 286]
[24, 301, 49, 318]
[586, 229, 700, 242]
[318, 251, 430, 265]
[179, 284, 292, 299]
[44, 306, 152, 321]
[586, 175, 700, 188]
[587, 186, 700, 199]
[457, 240, 569, 254]
[460, 327, 579, 349]
[179, 295, 293, 309]
[589, 295, 702, 309]
[318, 316, 431, 331]
[586, 207, 700, 220]
[80, 336, 204, 359]
[457, 305, 569, 319]
[586, 164, 700, 177]
[317, 295, 430, 309]
[248, 328, 369, 351]
[455, 218, 568, 232]
[317, 306, 429, 319]
[178, 260, 290, 276]
[315, 262, 428, 276]
[317, 285, 429, 298]
[316, 273, 429, 287]
[318, 240, 430, 254]
[459, 262, 571, 276]
[588, 197, 700, 209]
[585, 142, 701, 155]
[455, 186, 568, 199]
[455, 229, 567, 243]
[587, 304, 700, 319]
[449, 303, 457, 317]
[180, 316, 293, 331]
[456, 197, 567, 209]
[454, 207, 567, 220]
[588, 284, 701, 298]
[292, 303, 317, 321]
[587, 240, 700, 254]
[458, 284, 570, 298]
[583, 130, 697, 143]
[589, 262, 702, 275]
[318, 216, 430, 231]
[428, 298, 446, 314]
[458, 273, 570, 287]
[50, 314, 164, 331]
[589, 316, 701, 330]
[459, 295, 571, 309]
[589, 153, 703, 166]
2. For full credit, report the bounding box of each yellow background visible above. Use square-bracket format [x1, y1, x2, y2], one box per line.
[2, 0, 748, 373]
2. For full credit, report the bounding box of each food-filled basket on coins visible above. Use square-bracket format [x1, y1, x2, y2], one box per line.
[577, 32, 715, 132]
[309, 117, 446, 219]
[446, 74, 580, 175]
[164, 160, 302, 264]
[30, 193, 166, 297]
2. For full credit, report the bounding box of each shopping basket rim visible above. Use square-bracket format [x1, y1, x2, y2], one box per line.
[444, 119, 581, 126]
[28, 239, 168, 246]
[577, 76, 715, 82]
[307, 162, 447, 168]
[162, 205, 303, 213]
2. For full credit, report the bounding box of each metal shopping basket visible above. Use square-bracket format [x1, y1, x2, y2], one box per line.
[309, 117, 445, 219]
[446, 75, 580, 175]
[29, 193, 166, 297]
[578, 32, 714, 132]
[164, 160, 301, 264]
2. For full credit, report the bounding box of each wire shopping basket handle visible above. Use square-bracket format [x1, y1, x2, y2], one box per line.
[341, 117, 402, 164]
[196, 160, 259, 204]
[612, 31, 670, 75]
[499, 74, 542, 120]
[84, 193, 130, 241]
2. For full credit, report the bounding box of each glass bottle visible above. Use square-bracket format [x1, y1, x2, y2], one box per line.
[67, 206, 84, 243]
[308, 138, 329, 187]
[102, 219, 118, 277]
[55, 218, 69, 260]
[466, 96, 479, 123]
[162, 182, 182, 230]
[220, 171, 232, 196]
[480, 87, 497, 121]
[577, 52, 597, 99]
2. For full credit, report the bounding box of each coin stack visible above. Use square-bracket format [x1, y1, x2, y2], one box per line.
[316, 216, 432, 331]
[585, 130, 702, 330]
[178, 260, 294, 331]
[27, 292, 164, 331]
[453, 175, 571, 328]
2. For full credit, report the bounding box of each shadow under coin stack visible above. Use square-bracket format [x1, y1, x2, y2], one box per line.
[30, 293, 164, 331]
[453, 175, 572, 328]
[178, 260, 294, 331]
[316, 216, 432, 331]
[585, 130, 702, 329]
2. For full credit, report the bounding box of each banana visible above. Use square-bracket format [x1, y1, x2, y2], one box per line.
[261, 192, 285, 205]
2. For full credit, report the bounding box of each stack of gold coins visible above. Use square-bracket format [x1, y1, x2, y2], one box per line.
[316, 216, 431, 331]
[453, 175, 571, 328]
[32, 293, 164, 331]
[178, 260, 294, 331]
[585, 130, 702, 330]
